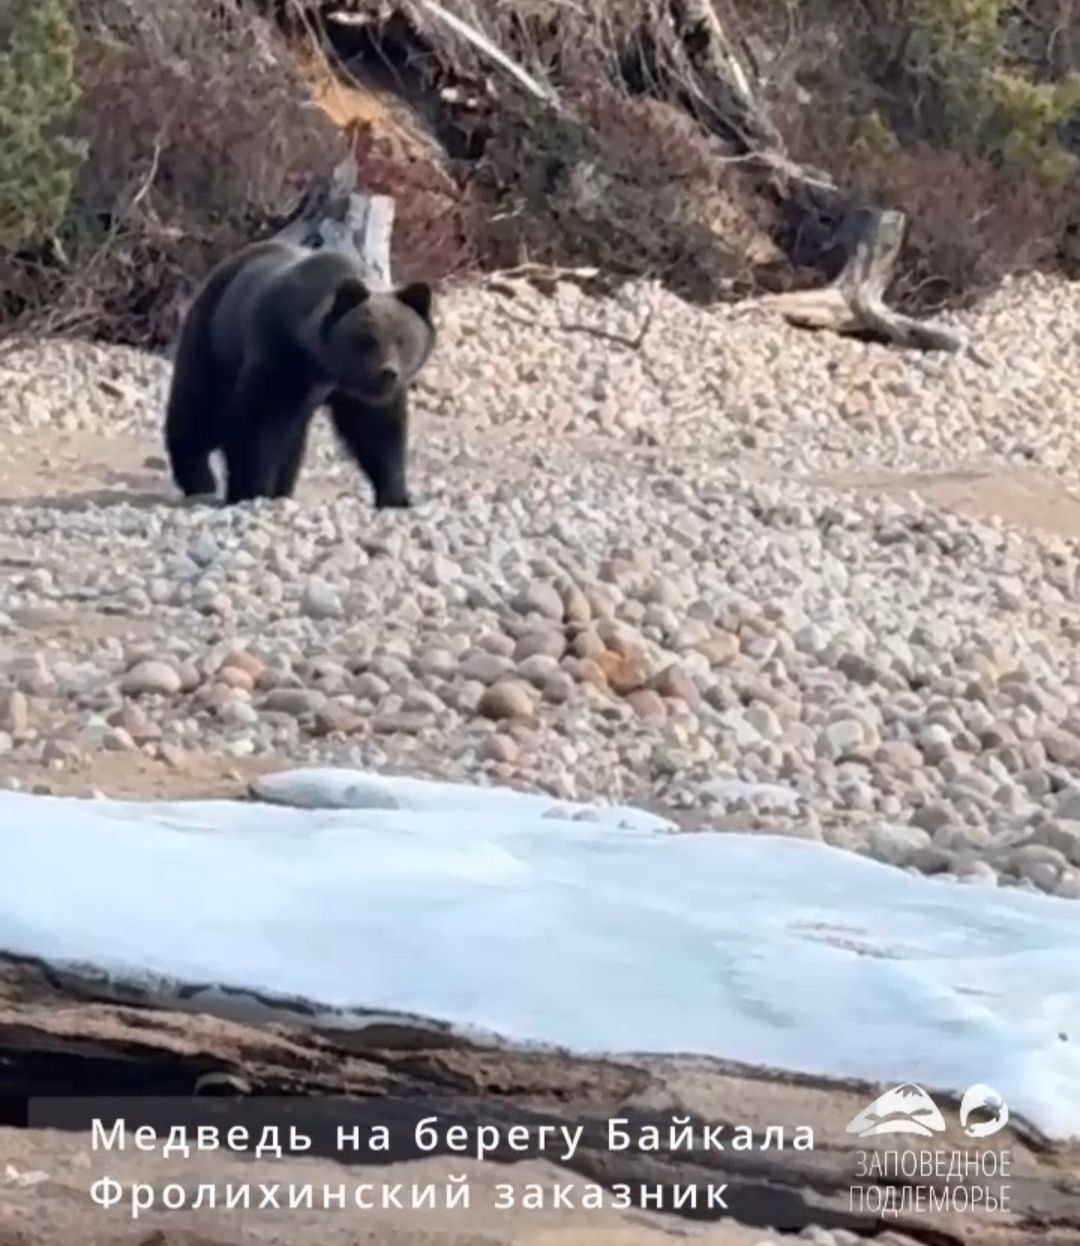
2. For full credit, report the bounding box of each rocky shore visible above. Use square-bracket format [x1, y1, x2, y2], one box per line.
[2, 270, 1080, 897]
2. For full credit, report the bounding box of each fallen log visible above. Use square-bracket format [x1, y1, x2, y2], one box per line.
[749, 206, 971, 353]
[0, 957, 1076, 1246]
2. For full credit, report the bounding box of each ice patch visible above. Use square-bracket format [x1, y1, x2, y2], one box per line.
[0, 770, 1077, 1139]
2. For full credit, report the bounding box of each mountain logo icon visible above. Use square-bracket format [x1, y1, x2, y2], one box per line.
[845, 1083, 947, 1139]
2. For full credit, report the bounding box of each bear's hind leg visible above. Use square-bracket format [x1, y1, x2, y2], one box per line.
[164, 327, 222, 498]
[221, 363, 312, 505]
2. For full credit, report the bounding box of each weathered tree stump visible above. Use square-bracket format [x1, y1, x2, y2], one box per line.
[753, 207, 968, 353]
[275, 152, 395, 289]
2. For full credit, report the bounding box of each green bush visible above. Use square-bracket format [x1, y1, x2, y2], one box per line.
[0, 0, 86, 250]
[988, 68, 1080, 186]
[905, 0, 1080, 182]
[1, 1, 345, 344]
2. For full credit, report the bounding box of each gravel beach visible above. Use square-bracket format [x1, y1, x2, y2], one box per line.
[2, 270, 1080, 898]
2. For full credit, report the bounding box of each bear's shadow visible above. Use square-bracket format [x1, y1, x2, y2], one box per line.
[0, 488, 199, 512]
[0, 470, 218, 511]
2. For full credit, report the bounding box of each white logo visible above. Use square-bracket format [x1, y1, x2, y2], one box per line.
[845, 1083, 947, 1139]
[959, 1084, 1009, 1138]
[846, 1082, 1011, 1141]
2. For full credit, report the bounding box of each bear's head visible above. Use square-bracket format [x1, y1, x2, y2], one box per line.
[319, 277, 435, 405]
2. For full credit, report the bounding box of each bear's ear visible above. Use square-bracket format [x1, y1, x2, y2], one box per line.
[324, 277, 370, 327]
[395, 282, 433, 322]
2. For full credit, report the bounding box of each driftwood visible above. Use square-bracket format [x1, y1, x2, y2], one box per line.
[750, 207, 969, 352]
[0, 958, 1077, 1246]
[275, 152, 395, 289]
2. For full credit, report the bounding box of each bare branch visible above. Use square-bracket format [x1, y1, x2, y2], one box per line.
[413, 0, 559, 106]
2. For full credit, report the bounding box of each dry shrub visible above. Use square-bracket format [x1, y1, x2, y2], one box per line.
[845, 146, 1075, 310]
[1, 0, 345, 346]
[784, 89, 1080, 310]
[303, 15, 783, 303]
[472, 65, 781, 302]
[7, 0, 1078, 345]
[353, 0, 1078, 309]
[756, 0, 1080, 308]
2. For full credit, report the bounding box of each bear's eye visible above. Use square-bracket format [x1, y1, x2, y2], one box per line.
[353, 333, 378, 353]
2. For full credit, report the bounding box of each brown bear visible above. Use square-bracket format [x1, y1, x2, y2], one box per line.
[163, 239, 436, 507]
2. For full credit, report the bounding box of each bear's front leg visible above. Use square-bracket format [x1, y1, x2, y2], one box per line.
[224, 426, 285, 504]
[327, 391, 412, 509]
[222, 364, 309, 504]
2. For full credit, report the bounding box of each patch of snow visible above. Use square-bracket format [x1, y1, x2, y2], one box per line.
[0, 771, 1078, 1140]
